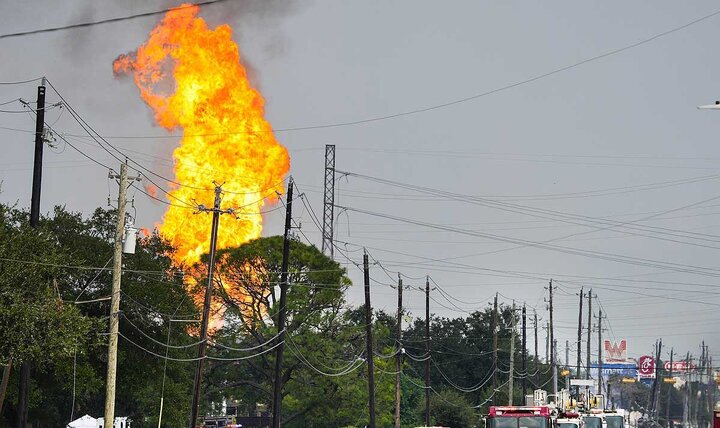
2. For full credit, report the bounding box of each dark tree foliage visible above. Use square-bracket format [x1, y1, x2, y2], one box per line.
[0, 204, 557, 428]
[403, 304, 552, 414]
[0, 205, 195, 427]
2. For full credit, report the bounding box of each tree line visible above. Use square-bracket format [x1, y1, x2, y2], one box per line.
[0, 205, 555, 427]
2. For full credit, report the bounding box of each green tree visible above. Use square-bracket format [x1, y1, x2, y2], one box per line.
[403, 305, 552, 416]
[205, 236, 357, 426]
[425, 389, 479, 428]
[0, 205, 196, 427]
[0, 205, 94, 426]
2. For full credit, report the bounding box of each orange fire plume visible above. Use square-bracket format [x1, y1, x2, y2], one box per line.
[114, 4, 289, 325]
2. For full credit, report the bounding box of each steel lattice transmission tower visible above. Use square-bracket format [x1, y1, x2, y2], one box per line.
[321, 144, 336, 257]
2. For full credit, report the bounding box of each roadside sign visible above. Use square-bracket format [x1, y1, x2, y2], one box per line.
[571, 379, 594, 387]
[663, 378, 676, 384]
[638, 355, 656, 379]
[621, 378, 636, 383]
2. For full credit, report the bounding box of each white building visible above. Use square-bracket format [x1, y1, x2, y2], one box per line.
[67, 415, 131, 428]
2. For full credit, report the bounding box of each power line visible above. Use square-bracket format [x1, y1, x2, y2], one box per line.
[336, 205, 720, 277]
[338, 170, 720, 245]
[333, 239, 720, 308]
[0, 77, 44, 85]
[4, 5, 717, 136]
[120, 314, 206, 350]
[45, 79, 287, 199]
[0, 1, 233, 39]
[117, 331, 285, 362]
[43, 85, 198, 206]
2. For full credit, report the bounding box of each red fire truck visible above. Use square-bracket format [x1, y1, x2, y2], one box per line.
[487, 406, 557, 428]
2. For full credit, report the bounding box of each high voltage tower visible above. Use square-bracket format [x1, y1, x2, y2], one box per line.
[321, 144, 336, 258]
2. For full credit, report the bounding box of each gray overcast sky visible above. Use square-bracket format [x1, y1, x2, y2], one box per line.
[1, 0, 719, 365]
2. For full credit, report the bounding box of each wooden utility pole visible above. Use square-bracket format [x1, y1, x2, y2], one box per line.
[534, 310, 538, 388]
[508, 302, 516, 405]
[708, 354, 717, 428]
[585, 290, 593, 401]
[364, 252, 376, 428]
[394, 273, 403, 428]
[549, 280, 557, 400]
[13, 77, 47, 428]
[424, 276, 431, 427]
[683, 352, 690, 428]
[104, 162, 129, 428]
[702, 344, 710, 428]
[271, 179, 294, 428]
[700, 344, 705, 428]
[522, 304, 527, 398]
[566, 340, 570, 391]
[189, 184, 227, 427]
[544, 322, 550, 363]
[597, 309, 603, 397]
[30, 78, 47, 226]
[654, 340, 663, 417]
[666, 348, 673, 428]
[576, 288, 584, 383]
[647, 339, 662, 418]
[492, 293, 499, 404]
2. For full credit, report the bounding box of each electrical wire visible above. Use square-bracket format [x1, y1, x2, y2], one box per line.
[121, 313, 206, 349]
[336, 206, 720, 277]
[118, 331, 285, 362]
[74, 256, 112, 302]
[120, 290, 198, 320]
[44, 124, 114, 170]
[210, 329, 286, 352]
[47, 79, 287, 198]
[337, 170, 720, 246]
[0, 1, 233, 39]
[0, 77, 43, 85]
[8, 5, 719, 132]
[285, 335, 366, 377]
[432, 359, 495, 392]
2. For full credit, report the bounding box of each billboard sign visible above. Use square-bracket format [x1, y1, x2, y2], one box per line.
[590, 363, 637, 378]
[604, 340, 628, 362]
[638, 355, 656, 378]
[664, 361, 697, 373]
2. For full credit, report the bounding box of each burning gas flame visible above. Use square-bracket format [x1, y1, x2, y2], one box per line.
[114, 4, 289, 325]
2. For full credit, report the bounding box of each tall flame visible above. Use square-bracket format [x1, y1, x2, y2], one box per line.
[114, 4, 289, 317]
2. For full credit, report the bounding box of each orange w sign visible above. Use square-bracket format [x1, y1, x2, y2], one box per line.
[604, 340, 627, 362]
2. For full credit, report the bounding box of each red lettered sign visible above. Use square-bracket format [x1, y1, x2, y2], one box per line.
[638, 355, 655, 377]
[664, 361, 696, 372]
